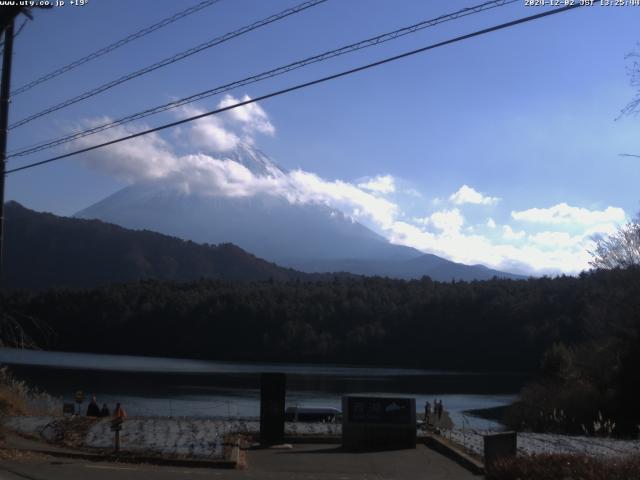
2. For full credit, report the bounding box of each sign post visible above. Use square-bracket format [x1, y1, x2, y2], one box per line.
[74, 390, 84, 416]
[111, 417, 123, 453]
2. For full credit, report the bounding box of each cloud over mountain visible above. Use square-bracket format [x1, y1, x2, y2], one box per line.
[72, 105, 397, 232]
[70, 96, 628, 276]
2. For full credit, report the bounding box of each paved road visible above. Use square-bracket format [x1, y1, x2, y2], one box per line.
[0, 444, 479, 480]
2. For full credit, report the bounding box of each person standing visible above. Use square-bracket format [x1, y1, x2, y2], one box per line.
[86, 396, 100, 417]
[114, 402, 127, 419]
[424, 401, 432, 423]
[99, 403, 110, 417]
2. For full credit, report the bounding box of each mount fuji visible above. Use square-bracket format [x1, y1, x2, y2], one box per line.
[76, 144, 522, 281]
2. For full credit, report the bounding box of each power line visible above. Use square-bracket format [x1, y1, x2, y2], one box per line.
[8, 0, 518, 160]
[8, 0, 328, 130]
[10, 0, 223, 96]
[5, 4, 582, 176]
[13, 18, 28, 37]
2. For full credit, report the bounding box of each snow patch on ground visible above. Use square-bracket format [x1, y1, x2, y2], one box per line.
[85, 418, 227, 457]
[4, 416, 341, 458]
[8, 417, 637, 460]
[445, 429, 640, 458]
[3, 416, 55, 436]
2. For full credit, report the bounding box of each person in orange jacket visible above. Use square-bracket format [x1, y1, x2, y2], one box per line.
[113, 402, 127, 419]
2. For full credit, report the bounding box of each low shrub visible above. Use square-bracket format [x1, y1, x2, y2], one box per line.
[487, 453, 640, 480]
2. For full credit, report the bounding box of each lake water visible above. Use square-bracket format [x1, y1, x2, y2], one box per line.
[0, 348, 524, 429]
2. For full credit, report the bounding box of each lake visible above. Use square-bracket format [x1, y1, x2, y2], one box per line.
[0, 348, 525, 429]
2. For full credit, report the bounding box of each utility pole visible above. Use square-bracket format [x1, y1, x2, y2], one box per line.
[0, 18, 15, 284]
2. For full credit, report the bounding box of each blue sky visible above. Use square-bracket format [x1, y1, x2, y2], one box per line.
[4, 0, 640, 274]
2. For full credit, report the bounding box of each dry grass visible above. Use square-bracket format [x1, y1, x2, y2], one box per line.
[487, 453, 640, 480]
[0, 366, 60, 417]
[0, 365, 61, 446]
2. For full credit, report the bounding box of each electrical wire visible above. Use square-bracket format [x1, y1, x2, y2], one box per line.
[8, 0, 328, 130]
[0, 17, 29, 50]
[10, 0, 224, 96]
[5, 4, 582, 175]
[8, 0, 517, 160]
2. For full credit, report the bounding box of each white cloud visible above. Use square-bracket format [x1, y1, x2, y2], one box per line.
[387, 220, 595, 275]
[583, 222, 620, 237]
[183, 106, 240, 153]
[529, 231, 583, 248]
[73, 118, 177, 182]
[449, 184, 500, 206]
[218, 94, 275, 137]
[175, 95, 275, 153]
[169, 154, 288, 198]
[387, 202, 630, 274]
[287, 170, 398, 228]
[430, 209, 464, 234]
[486, 218, 496, 229]
[502, 225, 525, 241]
[511, 203, 626, 227]
[357, 175, 396, 194]
[414, 208, 464, 235]
[404, 188, 422, 198]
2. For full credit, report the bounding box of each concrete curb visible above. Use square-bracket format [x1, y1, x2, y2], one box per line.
[0, 445, 240, 469]
[284, 435, 341, 444]
[424, 434, 484, 475]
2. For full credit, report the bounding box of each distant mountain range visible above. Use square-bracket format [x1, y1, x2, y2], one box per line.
[75, 143, 524, 282]
[2, 201, 322, 289]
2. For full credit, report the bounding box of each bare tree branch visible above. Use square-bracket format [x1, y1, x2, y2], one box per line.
[589, 212, 640, 269]
[620, 45, 640, 117]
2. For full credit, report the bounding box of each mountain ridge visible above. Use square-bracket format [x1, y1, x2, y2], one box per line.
[2, 201, 334, 289]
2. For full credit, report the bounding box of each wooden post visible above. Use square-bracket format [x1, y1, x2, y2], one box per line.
[114, 429, 120, 453]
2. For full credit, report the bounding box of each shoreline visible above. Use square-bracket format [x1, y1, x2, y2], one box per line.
[462, 404, 511, 422]
[0, 346, 532, 377]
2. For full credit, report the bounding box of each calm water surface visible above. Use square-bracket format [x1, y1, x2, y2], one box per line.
[0, 348, 524, 429]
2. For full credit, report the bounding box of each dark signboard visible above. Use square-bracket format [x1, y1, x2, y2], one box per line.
[346, 396, 412, 424]
[342, 396, 416, 450]
[484, 432, 517, 471]
[111, 417, 124, 432]
[62, 403, 75, 416]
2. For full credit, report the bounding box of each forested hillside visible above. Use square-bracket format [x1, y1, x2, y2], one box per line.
[2, 267, 639, 374]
